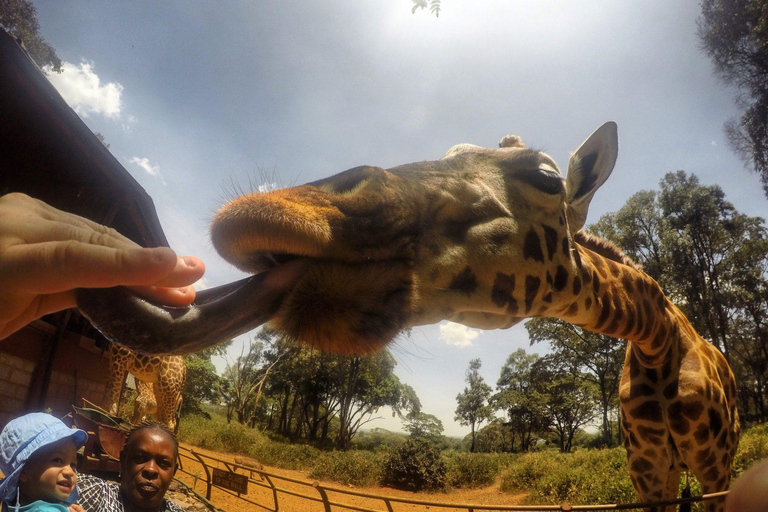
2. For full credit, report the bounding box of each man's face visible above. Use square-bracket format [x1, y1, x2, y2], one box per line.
[19, 438, 78, 503]
[120, 429, 177, 511]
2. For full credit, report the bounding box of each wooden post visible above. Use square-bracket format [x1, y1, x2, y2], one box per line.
[191, 450, 212, 500]
[313, 481, 332, 512]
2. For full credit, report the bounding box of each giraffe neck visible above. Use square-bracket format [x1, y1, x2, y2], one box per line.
[557, 244, 682, 364]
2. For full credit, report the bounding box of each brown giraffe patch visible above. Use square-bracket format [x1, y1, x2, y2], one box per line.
[448, 266, 479, 296]
[524, 275, 541, 313]
[542, 225, 558, 260]
[629, 401, 663, 423]
[523, 228, 544, 262]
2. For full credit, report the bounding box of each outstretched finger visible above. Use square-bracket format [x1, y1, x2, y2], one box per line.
[149, 255, 206, 288]
[127, 284, 199, 306]
[2, 241, 179, 293]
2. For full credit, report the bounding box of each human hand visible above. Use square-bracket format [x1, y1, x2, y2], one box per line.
[69, 504, 86, 512]
[0, 193, 205, 339]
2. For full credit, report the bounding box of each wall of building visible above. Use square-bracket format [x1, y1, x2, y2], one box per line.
[0, 320, 110, 428]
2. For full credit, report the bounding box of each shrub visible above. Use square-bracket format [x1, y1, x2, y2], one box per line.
[249, 441, 321, 470]
[309, 450, 385, 487]
[382, 439, 447, 492]
[445, 452, 500, 488]
[733, 423, 768, 476]
[501, 448, 635, 505]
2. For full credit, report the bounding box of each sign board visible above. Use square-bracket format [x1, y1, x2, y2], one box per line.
[212, 468, 249, 494]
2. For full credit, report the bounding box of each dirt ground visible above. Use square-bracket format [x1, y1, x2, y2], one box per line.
[175, 442, 529, 512]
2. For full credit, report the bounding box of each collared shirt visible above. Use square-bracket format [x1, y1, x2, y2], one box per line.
[76, 474, 183, 512]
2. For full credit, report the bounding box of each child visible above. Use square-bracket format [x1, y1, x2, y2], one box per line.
[0, 413, 87, 512]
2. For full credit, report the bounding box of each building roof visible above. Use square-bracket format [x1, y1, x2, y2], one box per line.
[0, 28, 168, 248]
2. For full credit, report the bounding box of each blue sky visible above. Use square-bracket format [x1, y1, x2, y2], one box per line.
[35, 1, 767, 437]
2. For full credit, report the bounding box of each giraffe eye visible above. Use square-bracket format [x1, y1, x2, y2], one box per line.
[518, 168, 565, 195]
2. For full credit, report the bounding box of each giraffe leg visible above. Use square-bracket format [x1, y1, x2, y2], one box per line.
[626, 451, 677, 512]
[103, 369, 127, 415]
[132, 381, 157, 424]
[663, 470, 681, 512]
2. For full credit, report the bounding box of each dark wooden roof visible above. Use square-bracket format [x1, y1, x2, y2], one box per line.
[0, 28, 168, 248]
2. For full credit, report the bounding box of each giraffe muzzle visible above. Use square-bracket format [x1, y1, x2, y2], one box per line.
[75, 259, 307, 354]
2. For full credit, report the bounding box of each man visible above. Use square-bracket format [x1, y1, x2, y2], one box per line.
[76, 421, 182, 512]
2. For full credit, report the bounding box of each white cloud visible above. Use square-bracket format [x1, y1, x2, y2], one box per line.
[43, 61, 123, 118]
[439, 322, 480, 347]
[258, 182, 278, 193]
[130, 156, 167, 185]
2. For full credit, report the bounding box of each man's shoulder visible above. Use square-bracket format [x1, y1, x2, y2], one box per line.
[77, 473, 121, 512]
[164, 499, 185, 512]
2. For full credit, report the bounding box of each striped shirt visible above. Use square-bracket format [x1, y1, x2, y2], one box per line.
[77, 474, 183, 512]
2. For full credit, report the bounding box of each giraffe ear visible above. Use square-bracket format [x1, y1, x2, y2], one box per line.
[565, 121, 618, 233]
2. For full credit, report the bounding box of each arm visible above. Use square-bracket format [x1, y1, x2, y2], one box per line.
[0, 193, 205, 339]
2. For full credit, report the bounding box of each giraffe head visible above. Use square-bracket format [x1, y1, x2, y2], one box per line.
[77, 123, 617, 355]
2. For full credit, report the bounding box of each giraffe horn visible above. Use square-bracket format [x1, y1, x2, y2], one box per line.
[75, 259, 306, 355]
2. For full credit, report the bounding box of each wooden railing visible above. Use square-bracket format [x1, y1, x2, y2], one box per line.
[176, 445, 728, 512]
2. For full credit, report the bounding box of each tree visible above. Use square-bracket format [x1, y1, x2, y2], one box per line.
[411, 0, 441, 17]
[473, 419, 515, 453]
[698, 0, 768, 198]
[181, 343, 230, 417]
[334, 351, 413, 449]
[536, 354, 598, 453]
[526, 318, 623, 446]
[591, 171, 768, 422]
[454, 358, 494, 452]
[404, 411, 444, 444]
[224, 335, 268, 424]
[493, 349, 549, 452]
[0, 0, 61, 70]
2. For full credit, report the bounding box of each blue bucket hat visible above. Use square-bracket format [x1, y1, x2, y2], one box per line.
[0, 413, 87, 505]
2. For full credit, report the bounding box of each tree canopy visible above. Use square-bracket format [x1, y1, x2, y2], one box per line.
[698, 0, 768, 198]
[0, 0, 61, 70]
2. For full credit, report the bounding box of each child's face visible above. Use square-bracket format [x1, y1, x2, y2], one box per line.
[19, 438, 78, 503]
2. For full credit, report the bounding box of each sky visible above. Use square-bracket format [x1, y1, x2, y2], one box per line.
[33, 1, 767, 437]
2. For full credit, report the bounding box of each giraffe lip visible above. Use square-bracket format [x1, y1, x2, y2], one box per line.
[250, 251, 300, 273]
[75, 259, 306, 355]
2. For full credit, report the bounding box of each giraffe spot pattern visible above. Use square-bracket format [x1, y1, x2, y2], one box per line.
[448, 266, 479, 296]
[553, 265, 568, 292]
[523, 228, 544, 262]
[491, 273, 518, 315]
[524, 275, 541, 313]
[630, 401, 663, 423]
[708, 408, 723, 436]
[572, 275, 582, 296]
[631, 457, 654, 473]
[693, 423, 710, 444]
[542, 225, 558, 260]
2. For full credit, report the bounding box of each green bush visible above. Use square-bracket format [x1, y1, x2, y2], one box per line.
[309, 450, 385, 486]
[177, 414, 264, 453]
[352, 428, 408, 452]
[501, 448, 635, 505]
[249, 441, 321, 470]
[445, 452, 501, 488]
[733, 423, 768, 476]
[382, 439, 447, 492]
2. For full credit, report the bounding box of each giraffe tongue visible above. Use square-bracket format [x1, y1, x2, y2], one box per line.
[75, 260, 306, 355]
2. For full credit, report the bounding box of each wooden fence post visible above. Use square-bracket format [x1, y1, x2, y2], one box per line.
[313, 481, 332, 512]
[190, 450, 213, 500]
[263, 473, 279, 512]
